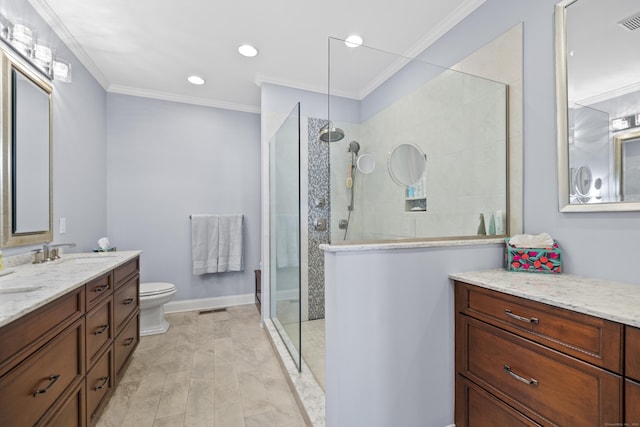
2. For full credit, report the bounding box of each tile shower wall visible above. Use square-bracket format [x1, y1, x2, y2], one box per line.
[307, 118, 330, 320]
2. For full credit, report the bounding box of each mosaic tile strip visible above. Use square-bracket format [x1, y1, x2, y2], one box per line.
[307, 118, 329, 320]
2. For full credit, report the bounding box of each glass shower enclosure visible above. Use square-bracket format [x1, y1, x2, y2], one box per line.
[269, 102, 302, 370]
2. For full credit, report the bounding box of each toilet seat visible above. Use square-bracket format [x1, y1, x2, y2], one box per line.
[140, 282, 176, 297]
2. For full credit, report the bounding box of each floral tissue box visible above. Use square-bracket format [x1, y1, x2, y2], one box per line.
[505, 238, 562, 274]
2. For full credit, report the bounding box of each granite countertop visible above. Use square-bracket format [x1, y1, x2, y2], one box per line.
[450, 269, 640, 328]
[0, 250, 142, 328]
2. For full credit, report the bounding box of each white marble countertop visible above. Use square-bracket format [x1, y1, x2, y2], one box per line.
[0, 251, 142, 328]
[450, 269, 640, 328]
[321, 237, 504, 252]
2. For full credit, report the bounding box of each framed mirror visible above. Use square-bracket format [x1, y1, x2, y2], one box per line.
[556, 0, 640, 211]
[387, 143, 426, 187]
[1, 48, 53, 246]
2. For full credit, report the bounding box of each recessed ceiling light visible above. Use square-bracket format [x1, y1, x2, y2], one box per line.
[238, 44, 258, 57]
[187, 75, 205, 85]
[345, 34, 363, 48]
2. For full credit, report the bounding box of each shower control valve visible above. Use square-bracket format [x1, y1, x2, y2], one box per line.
[338, 219, 348, 230]
[313, 198, 326, 208]
[312, 218, 327, 231]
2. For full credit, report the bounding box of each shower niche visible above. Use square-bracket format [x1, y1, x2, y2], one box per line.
[404, 173, 427, 212]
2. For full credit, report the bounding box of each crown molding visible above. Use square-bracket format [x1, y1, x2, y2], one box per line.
[28, 0, 110, 89]
[572, 81, 640, 107]
[108, 85, 260, 114]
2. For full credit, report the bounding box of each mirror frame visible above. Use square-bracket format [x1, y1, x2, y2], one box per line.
[555, 0, 640, 212]
[1, 48, 53, 247]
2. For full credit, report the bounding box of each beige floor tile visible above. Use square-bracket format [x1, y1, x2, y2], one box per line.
[155, 371, 192, 419]
[215, 401, 245, 427]
[152, 413, 185, 427]
[96, 304, 308, 427]
[185, 378, 215, 426]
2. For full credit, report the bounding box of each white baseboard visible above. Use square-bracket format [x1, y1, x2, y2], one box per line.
[164, 293, 254, 313]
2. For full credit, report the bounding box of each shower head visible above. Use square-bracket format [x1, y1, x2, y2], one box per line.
[348, 141, 360, 155]
[319, 124, 345, 142]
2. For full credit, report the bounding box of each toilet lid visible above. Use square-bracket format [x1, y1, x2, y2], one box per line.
[140, 282, 176, 297]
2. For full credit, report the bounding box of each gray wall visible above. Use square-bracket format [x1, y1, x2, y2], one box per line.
[106, 94, 261, 301]
[326, 0, 640, 425]
[2, 0, 108, 257]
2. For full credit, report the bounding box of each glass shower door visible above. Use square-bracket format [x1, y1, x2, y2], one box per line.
[269, 103, 302, 370]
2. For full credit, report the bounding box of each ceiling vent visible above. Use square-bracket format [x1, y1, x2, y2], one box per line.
[618, 13, 640, 31]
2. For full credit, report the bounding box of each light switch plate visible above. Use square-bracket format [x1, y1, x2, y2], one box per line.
[59, 217, 66, 234]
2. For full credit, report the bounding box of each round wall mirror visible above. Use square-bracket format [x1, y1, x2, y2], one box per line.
[387, 144, 426, 186]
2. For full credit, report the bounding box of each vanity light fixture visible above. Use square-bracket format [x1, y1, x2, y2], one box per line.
[0, 12, 72, 82]
[345, 34, 363, 48]
[611, 114, 639, 132]
[238, 44, 258, 57]
[187, 75, 206, 85]
[612, 117, 631, 131]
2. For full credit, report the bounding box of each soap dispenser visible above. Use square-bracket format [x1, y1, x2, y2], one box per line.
[477, 213, 487, 236]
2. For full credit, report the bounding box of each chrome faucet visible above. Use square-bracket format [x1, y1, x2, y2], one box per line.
[43, 242, 76, 261]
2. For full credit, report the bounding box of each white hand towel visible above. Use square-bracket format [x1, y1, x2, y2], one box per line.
[508, 233, 554, 248]
[191, 214, 220, 275]
[218, 214, 244, 272]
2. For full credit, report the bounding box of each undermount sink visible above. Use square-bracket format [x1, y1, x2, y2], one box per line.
[0, 285, 44, 294]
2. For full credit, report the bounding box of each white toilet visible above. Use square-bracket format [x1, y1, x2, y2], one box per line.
[139, 282, 176, 336]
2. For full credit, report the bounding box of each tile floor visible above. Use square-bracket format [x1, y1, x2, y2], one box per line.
[282, 319, 326, 390]
[96, 305, 308, 427]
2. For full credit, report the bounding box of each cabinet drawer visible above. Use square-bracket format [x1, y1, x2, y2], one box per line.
[627, 379, 640, 426]
[114, 257, 139, 289]
[86, 296, 113, 368]
[86, 273, 113, 309]
[115, 314, 139, 380]
[114, 275, 139, 333]
[43, 381, 86, 427]
[626, 326, 640, 381]
[0, 318, 84, 427]
[455, 375, 541, 427]
[0, 287, 84, 377]
[86, 348, 113, 423]
[455, 282, 623, 372]
[457, 315, 622, 426]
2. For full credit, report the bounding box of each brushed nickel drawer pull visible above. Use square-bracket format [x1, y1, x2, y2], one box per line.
[504, 309, 539, 324]
[504, 365, 538, 386]
[123, 337, 135, 346]
[94, 324, 110, 335]
[94, 284, 110, 293]
[33, 374, 61, 396]
[123, 297, 135, 305]
[93, 376, 110, 391]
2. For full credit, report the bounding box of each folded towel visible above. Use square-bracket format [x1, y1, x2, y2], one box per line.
[276, 214, 299, 268]
[218, 214, 244, 272]
[509, 233, 554, 249]
[191, 214, 220, 274]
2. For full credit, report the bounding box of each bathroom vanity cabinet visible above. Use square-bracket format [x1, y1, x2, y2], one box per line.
[626, 326, 640, 423]
[0, 254, 140, 427]
[454, 279, 632, 426]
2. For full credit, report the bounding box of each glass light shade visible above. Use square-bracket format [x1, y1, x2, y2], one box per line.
[612, 117, 630, 131]
[32, 43, 54, 72]
[52, 59, 72, 82]
[9, 23, 34, 55]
